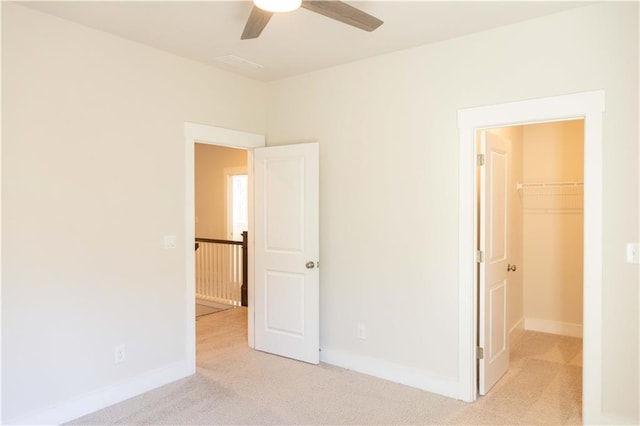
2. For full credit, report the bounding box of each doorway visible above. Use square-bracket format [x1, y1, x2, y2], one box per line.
[456, 91, 605, 423]
[184, 123, 266, 371]
[475, 120, 584, 416]
[185, 123, 321, 368]
[194, 143, 248, 312]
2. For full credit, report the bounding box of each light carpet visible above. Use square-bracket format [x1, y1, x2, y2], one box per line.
[68, 309, 582, 425]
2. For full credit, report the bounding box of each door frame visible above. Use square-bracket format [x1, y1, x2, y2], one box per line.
[184, 122, 266, 372]
[457, 91, 605, 423]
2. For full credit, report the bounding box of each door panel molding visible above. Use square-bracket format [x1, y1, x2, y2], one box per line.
[478, 131, 510, 395]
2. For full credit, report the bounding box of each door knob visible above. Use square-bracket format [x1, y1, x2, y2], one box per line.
[305, 261, 315, 269]
[507, 264, 517, 272]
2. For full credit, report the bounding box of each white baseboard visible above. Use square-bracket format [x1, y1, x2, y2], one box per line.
[524, 318, 583, 338]
[320, 347, 458, 399]
[6, 360, 193, 425]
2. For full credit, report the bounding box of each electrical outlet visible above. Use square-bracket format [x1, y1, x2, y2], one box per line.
[357, 323, 367, 340]
[114, 345, 126, 364]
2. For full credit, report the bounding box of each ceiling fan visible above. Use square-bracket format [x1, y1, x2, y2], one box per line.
[241, 0, 383, 40]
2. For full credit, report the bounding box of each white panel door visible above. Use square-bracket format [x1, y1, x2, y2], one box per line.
[479, 130, 510, 395]
[254, 143, 319, 364]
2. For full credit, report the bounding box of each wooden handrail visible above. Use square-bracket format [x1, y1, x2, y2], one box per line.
[195, 237, 243, 246]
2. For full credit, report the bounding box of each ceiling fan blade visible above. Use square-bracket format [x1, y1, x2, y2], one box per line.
[301, 1, 383, 32]
[241, 5, 274, 40]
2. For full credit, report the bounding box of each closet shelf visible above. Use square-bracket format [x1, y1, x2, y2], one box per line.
[517, 181, 583, 190]
[517, 181, 583, 212]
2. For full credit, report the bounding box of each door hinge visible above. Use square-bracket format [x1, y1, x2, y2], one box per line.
[477, 154, 485, 166]
[477, 346, 484, 360]
[476, 250, 484, 263]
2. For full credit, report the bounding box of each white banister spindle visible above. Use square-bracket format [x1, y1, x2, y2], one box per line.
[195, 240, 243, 306]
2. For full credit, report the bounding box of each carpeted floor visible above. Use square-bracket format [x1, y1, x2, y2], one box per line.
[68, 309, 582, 425]
[448, 328, 582, 425]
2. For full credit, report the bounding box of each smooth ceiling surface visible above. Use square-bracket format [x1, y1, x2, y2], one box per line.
[23, 1, 591, 81]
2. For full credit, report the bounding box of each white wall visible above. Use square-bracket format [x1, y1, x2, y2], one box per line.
[266, 2, 638, 422]
[1, 3, 266, 422]
[522, 121, 584, 336]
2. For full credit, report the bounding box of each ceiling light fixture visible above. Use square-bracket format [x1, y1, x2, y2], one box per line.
[254, 0, 301, 13]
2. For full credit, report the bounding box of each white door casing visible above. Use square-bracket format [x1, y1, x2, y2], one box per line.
[185, 122, 265, 369]
[457, 91, 604, 424]
[478, 130, 510, 395]
[253, 142, 320, 364]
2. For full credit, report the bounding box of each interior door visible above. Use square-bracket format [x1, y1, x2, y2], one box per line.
[478, 130, 510, 395]
[253, 142, 319, 364]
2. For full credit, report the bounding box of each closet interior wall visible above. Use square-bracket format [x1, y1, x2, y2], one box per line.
[521, 120, 584, 337]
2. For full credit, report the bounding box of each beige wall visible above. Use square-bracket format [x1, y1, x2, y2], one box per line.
[2, 3, 265, 422]
[195, 144, 247, 240]
[522, 121, 584, 332]
[266, 3, 638, 421]
[2, 1, 638, 424]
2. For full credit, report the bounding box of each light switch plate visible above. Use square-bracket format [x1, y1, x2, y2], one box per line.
[164, 235, 177, 249]
[626, 243, 639, 264]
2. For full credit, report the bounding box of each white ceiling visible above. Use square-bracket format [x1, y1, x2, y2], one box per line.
[23, 1, 591, 82]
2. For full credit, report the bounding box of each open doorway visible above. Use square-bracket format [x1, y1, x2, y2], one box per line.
[184, 123, 320, 370]
[184, 123, 266, 371]
[457, 91, 605, 423]
[474, 120, 584, 423]
[194, 143, 248, 316]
